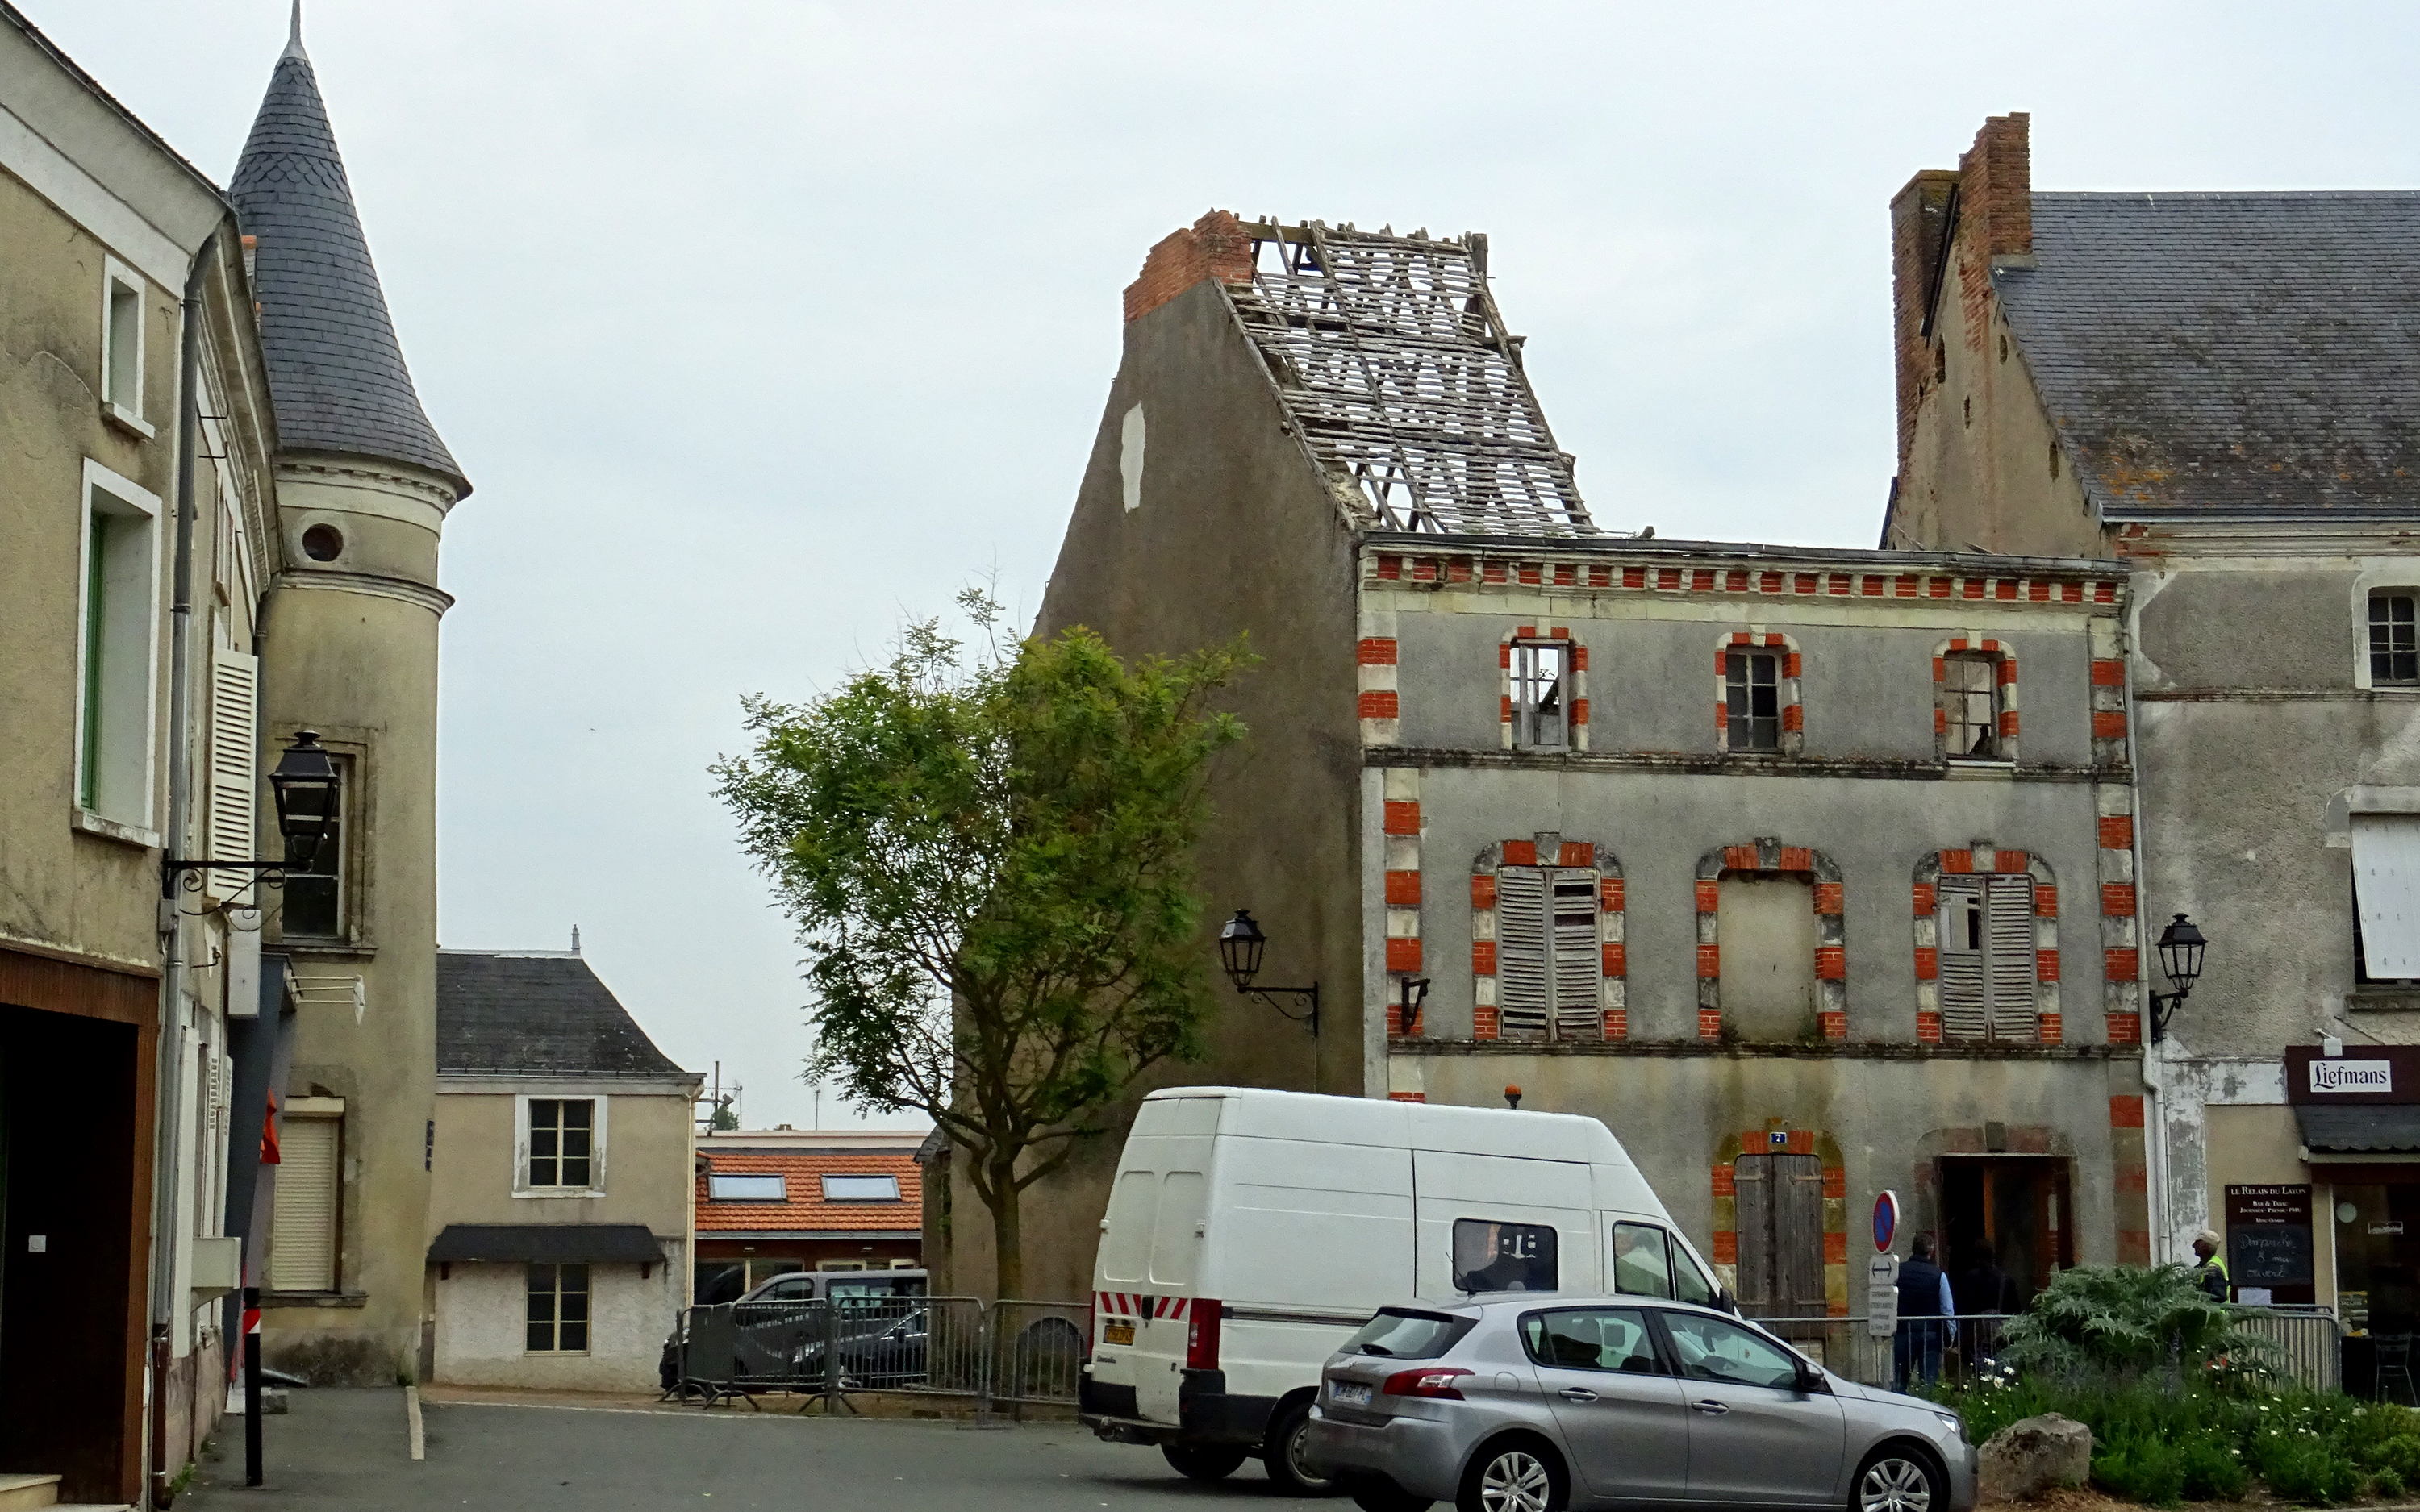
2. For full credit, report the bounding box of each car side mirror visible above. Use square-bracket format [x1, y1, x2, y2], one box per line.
[1796, 1362, 1830, 1394]
[1717, 1287, 1738, 1316]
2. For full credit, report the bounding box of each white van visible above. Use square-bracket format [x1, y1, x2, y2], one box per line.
[1079, 1087, 1726, 1493]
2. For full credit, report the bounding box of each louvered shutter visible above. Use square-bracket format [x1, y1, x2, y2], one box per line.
[1732, 1156, 1773, 1311]
[1985, 876, 2038, 1040]
[205, 648, 259, 902]
[1550, 868, 1600, 1039]
[1496, 868, 1550, 1038]
[1937, 877, 1988, 1041]
[269, 1116, 338, 1291]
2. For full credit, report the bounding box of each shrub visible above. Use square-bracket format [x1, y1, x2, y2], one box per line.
[2176, 1436, 2250, 1502]
[2092, 1437, 2186, 1507]
[2251, 1434, 2364, 1506]
[1996, 1264, 2279, 1377]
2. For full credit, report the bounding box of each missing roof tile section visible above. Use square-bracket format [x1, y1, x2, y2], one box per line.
[1232, 220, 1598, 539]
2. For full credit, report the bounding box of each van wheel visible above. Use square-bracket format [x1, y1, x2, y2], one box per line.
[1457, 1437, 1565, 1512]
[1162, 1443, 1249, 1481]
[1264, 1399, 1341, 1496]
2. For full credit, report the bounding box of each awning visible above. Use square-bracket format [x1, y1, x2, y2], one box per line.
[427, 1223, 664, 1264]
[2297, 1105, 2420, 1154]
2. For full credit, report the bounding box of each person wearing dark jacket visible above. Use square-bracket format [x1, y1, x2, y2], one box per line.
[1956, 1245, 2019, 1317]
[1892, 1234, 1956, 1391]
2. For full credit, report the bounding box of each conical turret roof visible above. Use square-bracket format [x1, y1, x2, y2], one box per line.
[230, 26, 467, 497]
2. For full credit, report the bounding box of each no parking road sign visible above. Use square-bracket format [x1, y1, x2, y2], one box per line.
[1872, 1190, 1900, 1253]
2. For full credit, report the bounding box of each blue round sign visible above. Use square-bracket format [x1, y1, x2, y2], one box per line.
[1873, 1191, 1901, 1253]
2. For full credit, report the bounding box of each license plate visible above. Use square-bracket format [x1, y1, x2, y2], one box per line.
[1103, 1321, 1134, 1346]
[1330, 1381, 1372, 1406]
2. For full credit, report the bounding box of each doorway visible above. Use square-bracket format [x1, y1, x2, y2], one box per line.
[1938, 1156, 2072, 1311]
[1732, 1153, 1826, 1317]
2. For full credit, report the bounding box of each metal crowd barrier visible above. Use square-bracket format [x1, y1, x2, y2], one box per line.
[674, 1295, 1077, 1413]
[1749, 1306, 2342, 1394]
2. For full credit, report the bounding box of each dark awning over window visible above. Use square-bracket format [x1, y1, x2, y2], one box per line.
[427, 1223, 663, 1264]
[2297, 1105, 2420, 1154]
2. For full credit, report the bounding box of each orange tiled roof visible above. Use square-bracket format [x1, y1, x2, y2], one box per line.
[695, 1151, 923, 1233]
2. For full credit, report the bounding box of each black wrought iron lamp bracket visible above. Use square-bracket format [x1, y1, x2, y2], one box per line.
[1237, 982, 1319, 1037]
[2148, 985, 2190, 1043]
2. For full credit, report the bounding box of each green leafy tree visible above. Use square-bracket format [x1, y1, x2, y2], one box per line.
[712, 594, 1250, 1297]
[1997, 1263, 2276, 1378]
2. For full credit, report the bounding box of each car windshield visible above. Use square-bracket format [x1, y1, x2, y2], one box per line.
[1341, 1309, 1475, 1359]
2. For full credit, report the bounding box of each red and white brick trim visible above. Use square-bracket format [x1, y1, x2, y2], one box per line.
[1359, 602, 1401, 747]
[1365, 552, 2119, 611]
[1694, 839, 1846, 1040]
[1469, 835, 1625, 1041]
[1931, 634, 2020, 762]
[1911, 842, 2060, 1043]
[1383, 771, 1423, 1031]
[1498, 623, 1591, 751]
[1713, 629, 1805, 757]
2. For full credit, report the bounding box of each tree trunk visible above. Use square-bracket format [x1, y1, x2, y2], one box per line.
[989, 1163, 1024, 1300]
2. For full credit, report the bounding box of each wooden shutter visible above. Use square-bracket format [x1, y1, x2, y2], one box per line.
[269, 1115, 338, 1291]
[1496, 868, 1550, 1038]
[1550, 868, 1600, 1039]
[206, 648, 259, 901]
[1985, 876, 2038, 1040]
[1732, 1156, 1773, 1311]
[1775, 1153, 1827, 1313]
[1936, 877, 1987, 1040]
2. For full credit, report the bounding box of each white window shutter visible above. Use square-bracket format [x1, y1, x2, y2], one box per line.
[269, 1116, 338, 1292]
[2352, 814, 2420, 978]
[1550, 868, 1600, 1039]
[205, 648, 259, 902]
[1496, 868, 1550, 1037]
[1936, 877, 1987, 1040]
[1985, 876, 2038, 1039]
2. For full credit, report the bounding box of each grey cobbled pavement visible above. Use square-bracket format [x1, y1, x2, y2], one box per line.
[186, 1389, 1334, 1512]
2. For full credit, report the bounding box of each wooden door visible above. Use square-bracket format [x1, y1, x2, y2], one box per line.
[1732, 1154, 1825, 1317]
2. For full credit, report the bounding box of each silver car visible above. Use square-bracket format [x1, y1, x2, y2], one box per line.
[1306, 1296, 1976, 1512]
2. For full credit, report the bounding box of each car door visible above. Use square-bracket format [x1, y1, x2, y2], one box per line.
[1654, 1310, 1846, 1506]
[1519, 1307, 1691, 1503]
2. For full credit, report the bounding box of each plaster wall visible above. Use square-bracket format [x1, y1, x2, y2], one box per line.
[967, 277, 1363, 1302]
[432, 1259, 681, 1391]
[1407, 1052, 2126, 1274]
[432, 1085, 697, 1235]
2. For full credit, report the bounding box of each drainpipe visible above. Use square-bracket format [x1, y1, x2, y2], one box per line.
[2122, 568, 2170, 1267]
[149, 227, 216, 1511]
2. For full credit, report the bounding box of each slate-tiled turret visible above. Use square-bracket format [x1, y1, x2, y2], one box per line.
[230, 23, 467, 497]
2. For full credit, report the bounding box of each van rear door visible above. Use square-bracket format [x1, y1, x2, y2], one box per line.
[1412, 1150, 1596, 1297]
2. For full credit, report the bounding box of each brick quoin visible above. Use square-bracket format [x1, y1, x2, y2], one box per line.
[1356, 638, 1399, 665]
[2092, 711, 2128, 738]
[1385, 938, 1422, 973]
[1696, 944, 1721, 977]
[1709, 1165, 1737, 1198]
[1503, 840, 1538, 866]
[1601, 943, 1625, 975]
[1358, 691, 1399, 719]
[1711, 1231, 1738, 1264]
[1698, 1009, 1724, 1039]
[1471, 874, 1497, 910]
[1821, 1167, 1847, 1198]
[2038, 1013, 2063, 1042]
[1822, 1232, 1849, 1264]
[2098, 816, 2134, 849]
[1387, 1092, 1426, 1103]
[1471, 941, 1498, 976]
[2108, 1095, 2145, 1129]
[1912, 881, 1935, 914]
[2035, 885, 2059, 916]
[1385, 870, 1422, 906]
[2090, 660, 2126, 685]
[2101, 884, 2136, 915]
[1600, 878, 1624, 911]
[2106, 947, 2140, 979]
[1383, 800, 1421, 835]
[2106, 1013, 2143, 1044]
[1559, 841, 1592, 867]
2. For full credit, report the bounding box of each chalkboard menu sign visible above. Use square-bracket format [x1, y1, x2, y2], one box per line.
[2225, 1184, 2315, 1305]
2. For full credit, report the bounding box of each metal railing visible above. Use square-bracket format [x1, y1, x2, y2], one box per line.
[671, 1295, 1083, 1413]
[1746, 1306, 2343, 1395]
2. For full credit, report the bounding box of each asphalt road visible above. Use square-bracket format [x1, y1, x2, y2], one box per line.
[186, 1389, 1336, 1512]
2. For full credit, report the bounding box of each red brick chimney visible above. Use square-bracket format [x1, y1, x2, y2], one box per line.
[1124, 210, 1254, 322]
[1890, 170, 1958, 474]
[1960, 113, 2034, 267]
[1888, 113, 2032, 477]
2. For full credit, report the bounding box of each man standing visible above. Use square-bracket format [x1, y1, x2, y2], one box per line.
[1892, 1234, 1958, 1392]
[2191, 1229, 2232, 1302]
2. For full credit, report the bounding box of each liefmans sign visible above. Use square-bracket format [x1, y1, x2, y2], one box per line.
[2285, 1045, 2420, 1105]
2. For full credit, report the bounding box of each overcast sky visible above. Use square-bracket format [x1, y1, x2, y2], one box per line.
[44, 2, 2420, 1127]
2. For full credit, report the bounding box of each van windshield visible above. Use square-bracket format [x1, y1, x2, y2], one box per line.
[1341, 1309, 1477, 1360]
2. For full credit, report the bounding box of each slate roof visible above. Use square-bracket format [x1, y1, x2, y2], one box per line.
[229, 44, 468, 496]
[695, 1152, 924, 1235]
[436, 951, 686, 1077]
[1996, 193, 2420, 519]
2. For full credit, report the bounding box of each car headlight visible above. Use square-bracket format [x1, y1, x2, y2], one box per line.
[1934, 1412, 1963, 1439]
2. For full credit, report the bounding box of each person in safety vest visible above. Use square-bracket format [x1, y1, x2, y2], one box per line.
[2191, 1227, 2231, 1302]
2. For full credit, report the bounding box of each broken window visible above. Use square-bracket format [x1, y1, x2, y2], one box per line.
[2372, 593, 2418, 685]
[1938, 875, 2037, 1041]
[1725, 651, 1780, 752]
[1495, 866, 1600, 1039]
[1941, 652, 2003, 759]
[1510, 641, 1569, 750]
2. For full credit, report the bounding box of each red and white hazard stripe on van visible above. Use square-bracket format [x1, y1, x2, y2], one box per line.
[1093, 1292, 1220, 1370]
[1093, 1291, 1192, 1319]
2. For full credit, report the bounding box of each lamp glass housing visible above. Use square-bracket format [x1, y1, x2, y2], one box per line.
[1218, 910, 1266, 992]
[267, 730, 341, 862]
[2156, 913, 2206, 993]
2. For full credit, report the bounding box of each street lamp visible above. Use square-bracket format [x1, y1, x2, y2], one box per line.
[2148, 913, 2206, 1042]
[164, 729, 344, 902]
[1218, 910, 1318, 1035]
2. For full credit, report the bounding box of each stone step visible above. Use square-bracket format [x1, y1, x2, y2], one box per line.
[0, 1474, 60, 1512]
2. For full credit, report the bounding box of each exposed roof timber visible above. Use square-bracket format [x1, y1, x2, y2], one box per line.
[1223, 219, 1610, 539]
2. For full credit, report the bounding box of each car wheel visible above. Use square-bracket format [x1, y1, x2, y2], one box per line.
[1162, 1443, 1250, 1481]
[1457, 1438, 1564, 1512]
[1263, 1399, 1341, 1496]
[1349, 1476, 1436, 1512]
[1853, 1447, 1943, 1512]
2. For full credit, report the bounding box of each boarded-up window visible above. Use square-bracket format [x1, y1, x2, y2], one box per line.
[1496, 867, 1600, 1039]
[1938, 875, 2037, 1041]
[1717, 874, 1817, 1041]
[1731, 1153, 1825, 1317]
[269, 1114, 339, 1293]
